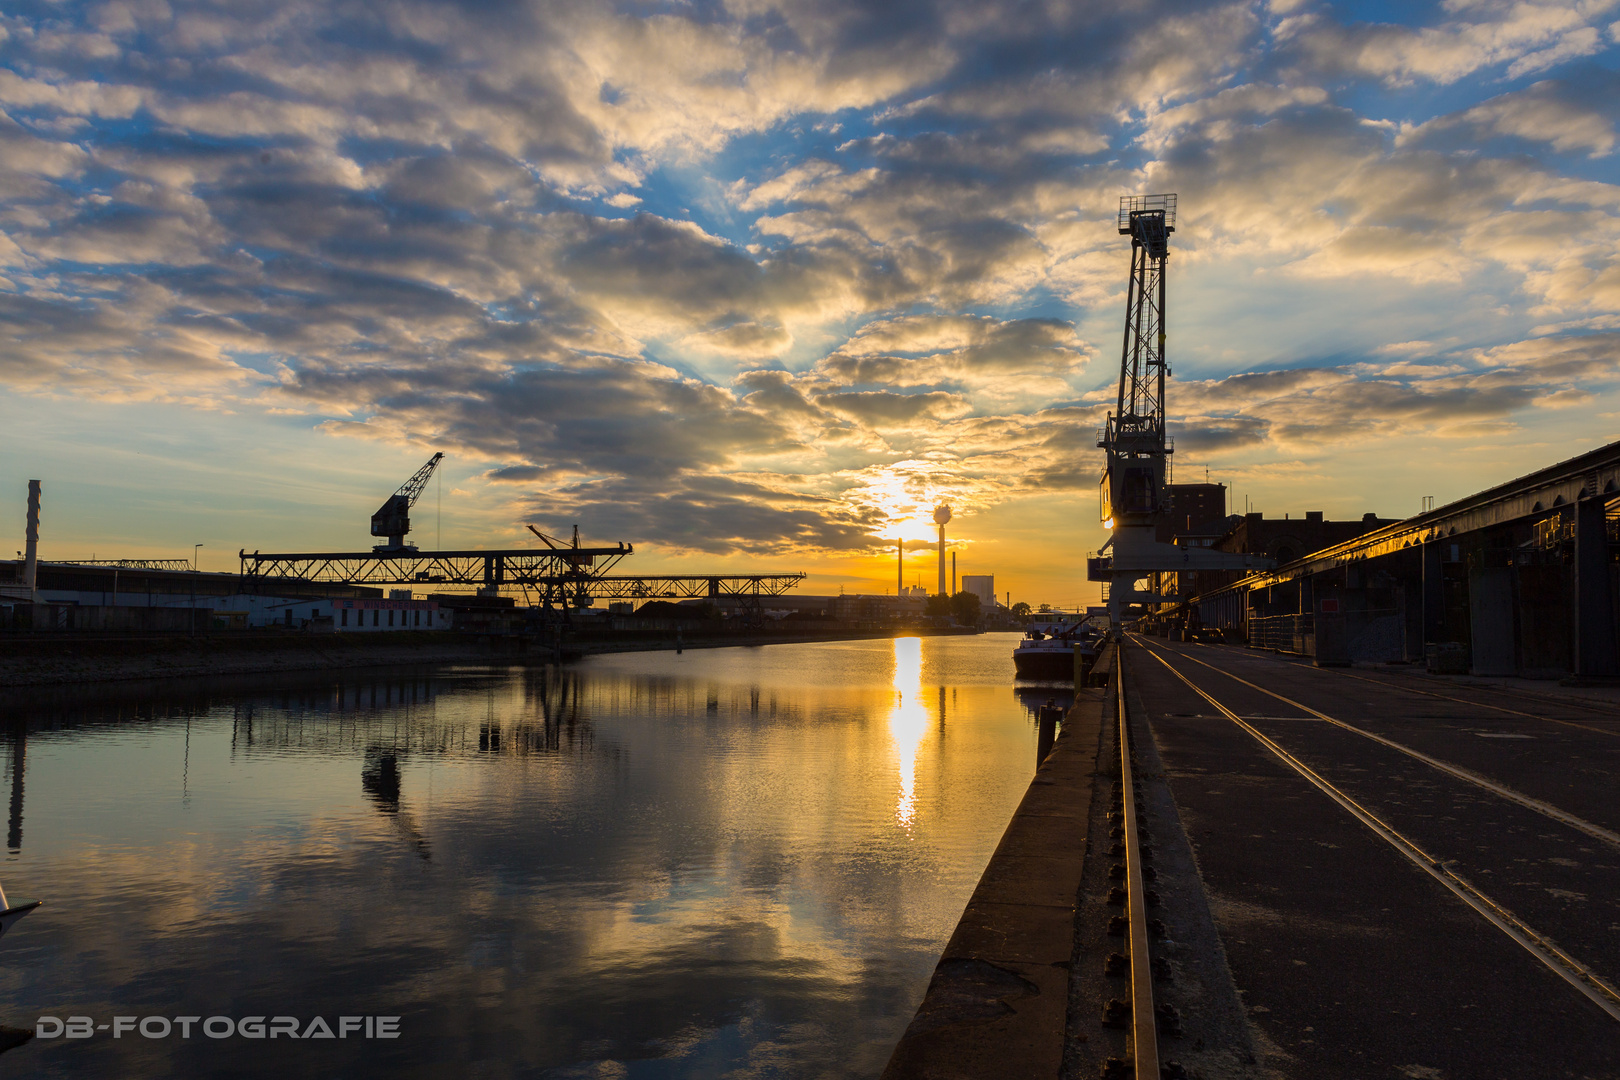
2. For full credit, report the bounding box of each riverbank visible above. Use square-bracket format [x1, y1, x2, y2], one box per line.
[0, 626, 982, 690]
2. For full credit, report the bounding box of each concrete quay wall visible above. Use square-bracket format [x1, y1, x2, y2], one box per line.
[881, 648, 1112, 1079]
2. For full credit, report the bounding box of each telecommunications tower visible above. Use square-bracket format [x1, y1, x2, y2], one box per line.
[933, 504, 952, 597]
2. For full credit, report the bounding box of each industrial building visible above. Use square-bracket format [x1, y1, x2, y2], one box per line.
[1164, 503, 1398, 603]
[960, 575, 995, 608]
[1157, 439, 1620, 679]
[0, 560, 449, 632]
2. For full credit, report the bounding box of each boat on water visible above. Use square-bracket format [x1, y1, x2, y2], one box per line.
[1013, 614, 1106, 680]
[0, 880, 41, 1054]
[0, 881, 39, 941]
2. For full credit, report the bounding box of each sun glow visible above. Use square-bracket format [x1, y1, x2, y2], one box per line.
[852, 466, 955, 545]
[887, 636, 930, 829]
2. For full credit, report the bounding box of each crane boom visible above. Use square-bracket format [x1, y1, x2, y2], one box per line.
[396, 453, 444, 506]
[371, 452, 444, 550]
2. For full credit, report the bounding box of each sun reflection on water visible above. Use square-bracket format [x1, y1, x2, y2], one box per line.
[888, 636, 929, 829]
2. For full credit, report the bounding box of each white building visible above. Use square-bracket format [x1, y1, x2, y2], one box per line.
[961, 574, 996, 608]
[2, 561, 450, 631]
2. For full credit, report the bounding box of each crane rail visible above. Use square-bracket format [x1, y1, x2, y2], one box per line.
[1133, 637, 1620, 1023]
[1117, 646, 1161, 1080]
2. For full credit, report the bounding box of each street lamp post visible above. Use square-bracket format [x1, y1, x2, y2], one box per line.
[191, 544, 203, 636]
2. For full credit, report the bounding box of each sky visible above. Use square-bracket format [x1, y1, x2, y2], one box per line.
[2, 0, 1619, 607]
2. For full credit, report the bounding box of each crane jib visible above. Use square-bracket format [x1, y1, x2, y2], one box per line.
[371, 452, 445, 547]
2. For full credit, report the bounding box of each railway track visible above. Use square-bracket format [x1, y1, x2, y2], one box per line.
[1188, 639, 1620, 735]
[1114, 647, 1159, 1080]
[1130, 634, 1620, 1028]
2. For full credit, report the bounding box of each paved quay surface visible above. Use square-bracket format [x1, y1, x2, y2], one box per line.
[1128, 636, 1620, 1079]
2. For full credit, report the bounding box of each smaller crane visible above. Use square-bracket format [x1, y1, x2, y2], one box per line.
[527, 523, 598, 608]
[371, 452, 444, 552]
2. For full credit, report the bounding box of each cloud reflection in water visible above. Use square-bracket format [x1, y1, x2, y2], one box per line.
[1, 636, 1038, 1078]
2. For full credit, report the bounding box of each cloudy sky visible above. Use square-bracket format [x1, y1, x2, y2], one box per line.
[2, 0, 1618, 605]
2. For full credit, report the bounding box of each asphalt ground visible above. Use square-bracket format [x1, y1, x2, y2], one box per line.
[1124, 637, 1620, 1080]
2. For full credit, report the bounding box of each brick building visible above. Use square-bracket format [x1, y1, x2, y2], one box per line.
[1171, 509, 1399, 601]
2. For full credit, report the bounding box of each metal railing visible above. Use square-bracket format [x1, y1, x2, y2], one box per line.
[1248, 613, 1314, 653]
[1118, 193, 1177, 231]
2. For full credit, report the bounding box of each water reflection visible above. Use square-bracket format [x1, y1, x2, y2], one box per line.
[0, 634, 1041, 1079]
[7, 725, 24, 852]
[888, 637, 929, 830]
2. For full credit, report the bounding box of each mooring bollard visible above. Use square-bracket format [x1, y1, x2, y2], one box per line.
[1037, 701, 1060, 763]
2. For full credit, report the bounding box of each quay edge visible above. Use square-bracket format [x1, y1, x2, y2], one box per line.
[880, 644, 1114, 1079]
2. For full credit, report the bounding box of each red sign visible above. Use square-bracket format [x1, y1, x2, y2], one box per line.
[1320, 599, 1340, 614]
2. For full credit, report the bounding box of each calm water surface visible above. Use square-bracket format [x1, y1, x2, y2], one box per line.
[0, 634, 1071, 1078]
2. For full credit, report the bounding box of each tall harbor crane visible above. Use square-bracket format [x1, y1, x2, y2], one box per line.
[1096, 196, 1270, 631]
[371, 452, 443, 552]
[1103, 196, 1174, 525]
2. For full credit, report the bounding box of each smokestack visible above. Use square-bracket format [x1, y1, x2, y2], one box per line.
[951, 551, 957, 596]
[897, 537, 903, 597]
[24, 480, 40, 602]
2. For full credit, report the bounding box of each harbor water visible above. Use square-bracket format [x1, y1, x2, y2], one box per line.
[0, 633, 1069, 1078]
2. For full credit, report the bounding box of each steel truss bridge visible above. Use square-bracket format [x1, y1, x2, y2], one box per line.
[579, 575, 804, 600]
[559, 574, 806, 627]
[237, 547, 804, 615]
[58, 558, 197, 572]
[238, 545, 634, 591]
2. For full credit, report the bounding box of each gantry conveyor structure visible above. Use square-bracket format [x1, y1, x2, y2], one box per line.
[237, 546, 804, 615]
[242, 452, 805, 617]
[579, 575, 806, 600]
[238, 545, 635, 591]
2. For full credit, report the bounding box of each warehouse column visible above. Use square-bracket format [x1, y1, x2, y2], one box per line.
[1574, 497, 1617, 677]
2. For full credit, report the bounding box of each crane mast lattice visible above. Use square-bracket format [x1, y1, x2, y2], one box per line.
[1094, 194, 1273, 633]
[1102, 194, 1175, 524]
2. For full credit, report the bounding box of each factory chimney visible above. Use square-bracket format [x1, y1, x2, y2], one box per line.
[24, 480, 40, 603]
[897, 536, 903, 597]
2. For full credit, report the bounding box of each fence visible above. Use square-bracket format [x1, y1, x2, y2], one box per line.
[1248, 613, 1314, 654]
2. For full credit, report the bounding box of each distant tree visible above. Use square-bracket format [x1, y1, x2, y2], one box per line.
[924, 594, 952, 618]
[950, 591, 981, 624]
[635, 600, 716, 620]
[1010, 601, 1032, 620]
[1037, 603, 1053, 613]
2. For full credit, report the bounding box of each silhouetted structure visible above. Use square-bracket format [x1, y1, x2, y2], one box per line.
[1158, 440, 1620, 678]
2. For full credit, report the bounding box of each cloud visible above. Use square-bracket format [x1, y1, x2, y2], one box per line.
[1164, 332, 1620, 449]
[1401, 69, 1620, 157]
[1277, 1, 1619, 86]
[814, 389, 971, 426]
[2, 0, 1619, 563]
